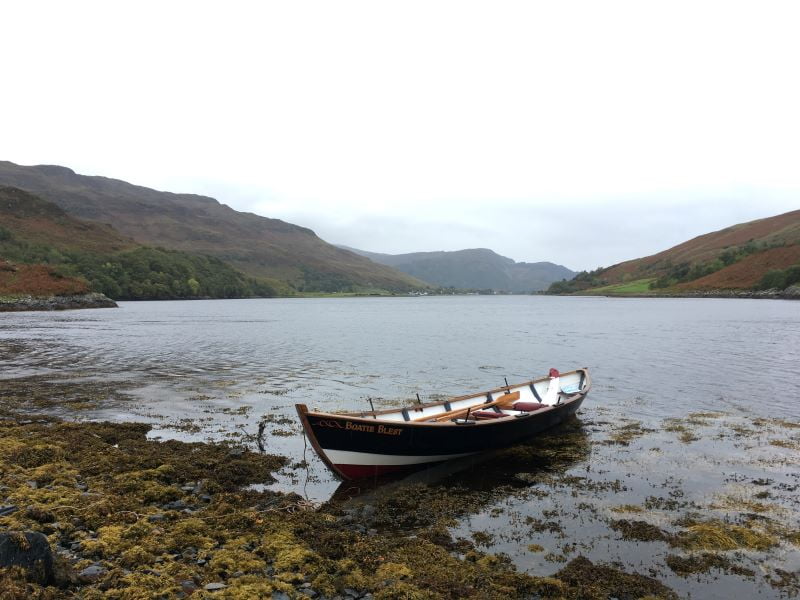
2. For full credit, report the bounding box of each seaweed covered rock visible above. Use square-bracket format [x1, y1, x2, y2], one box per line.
[555, 556, 678, 600]
[0, 531, 54, 585]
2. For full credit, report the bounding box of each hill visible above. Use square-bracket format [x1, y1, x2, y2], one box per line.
[0, 258, 89, 297]
[0, 185, 136, 253]
[548, 209, 800, 295]
[0, 186, 276, 300]
[341, 246, 574, 292]
[0, 161, 427, 294]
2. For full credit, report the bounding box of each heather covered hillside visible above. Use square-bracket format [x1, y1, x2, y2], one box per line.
[0, 187, 276, 300]
[548, 209, 800, 296]
[0, 162, 428, 294]
[0, 259, 88, 297]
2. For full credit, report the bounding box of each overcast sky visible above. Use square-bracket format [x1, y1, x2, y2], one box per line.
[2, 1, 799, 271]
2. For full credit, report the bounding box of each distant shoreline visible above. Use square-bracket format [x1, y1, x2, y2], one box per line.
[3, 290, 796, 312]
[0, 292, 117, 312]
[549, 288, 800, 300]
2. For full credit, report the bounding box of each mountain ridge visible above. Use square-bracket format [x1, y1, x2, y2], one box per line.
[0, 186, 278, 300]
[0, 161, 428, 293]
[339, 246, 575, 292]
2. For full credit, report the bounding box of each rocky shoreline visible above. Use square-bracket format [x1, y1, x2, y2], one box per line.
[0, 416, 682, 600]
[1, 368, 799, 599]
[568, 285, 800, 300]
[0, 293, 117, 312]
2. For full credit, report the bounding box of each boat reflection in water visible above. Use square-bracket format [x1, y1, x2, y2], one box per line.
[326, 417, 591, 512]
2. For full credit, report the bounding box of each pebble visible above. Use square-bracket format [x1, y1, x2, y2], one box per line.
[181, 580, 198, 594]
[78, 564, 107, 583]
[271, 592, 290, 600]
[147, 513, 166, 523]
[0, 505, 18, 517]
[204, 582, 227, 591]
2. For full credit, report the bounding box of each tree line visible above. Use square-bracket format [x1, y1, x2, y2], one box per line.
[0, 226, 275, 300]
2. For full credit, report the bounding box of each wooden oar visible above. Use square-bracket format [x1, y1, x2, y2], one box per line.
[413, 391, 520, 423]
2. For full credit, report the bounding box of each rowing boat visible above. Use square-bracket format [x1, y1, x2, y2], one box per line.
[296, 367, 591, 480]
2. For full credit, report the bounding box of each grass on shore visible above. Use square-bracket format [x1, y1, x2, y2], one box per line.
[580, 279, 656, 295]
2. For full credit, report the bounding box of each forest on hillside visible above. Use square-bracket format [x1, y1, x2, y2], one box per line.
[0, 225, 275, 300]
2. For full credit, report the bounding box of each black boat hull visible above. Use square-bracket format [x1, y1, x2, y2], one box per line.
[297, 393, 586, 480]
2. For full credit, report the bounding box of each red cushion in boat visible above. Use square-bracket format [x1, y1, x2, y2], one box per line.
[472, 410, 505, 419]
[513, 401, 545, 412]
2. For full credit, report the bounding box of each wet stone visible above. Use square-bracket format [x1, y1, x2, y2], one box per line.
[271, 592, 290, 600]
[204, 582, 227, 591]
[148, 513, 166, 523]
[78, 563, 107, 583]
[181, 580, 198, 594]
[0, 504, 18, 516]
[0, 531, 55, 585]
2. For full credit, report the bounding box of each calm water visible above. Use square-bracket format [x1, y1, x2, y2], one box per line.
[2, 296, 799, 599]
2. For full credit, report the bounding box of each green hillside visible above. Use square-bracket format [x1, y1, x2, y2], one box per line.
[0, 161, 428, 294]
[342, 246, 574, 292]
[548, 209, 800, 296]
[0, 186, 275, 300]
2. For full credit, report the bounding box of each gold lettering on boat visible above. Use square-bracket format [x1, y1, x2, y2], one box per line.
[314, 420, 402, 435]
[377, 424, 402, 436]
[345, 422, 375, 433]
